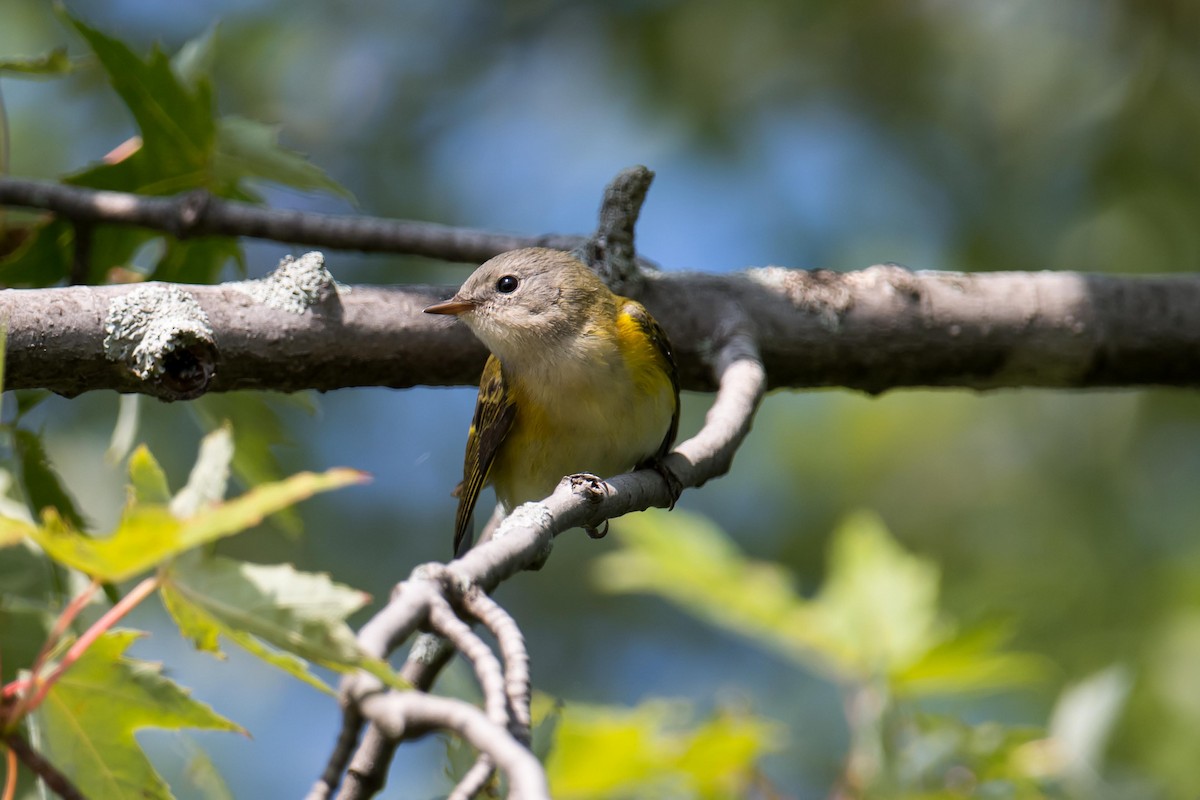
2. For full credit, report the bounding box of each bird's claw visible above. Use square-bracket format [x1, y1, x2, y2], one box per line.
[569, 473, 611, 540]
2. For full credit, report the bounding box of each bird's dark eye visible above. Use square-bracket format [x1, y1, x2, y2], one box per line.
[496, 275, 519, 294]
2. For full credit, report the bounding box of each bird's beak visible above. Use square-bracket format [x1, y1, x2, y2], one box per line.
[424, 297, 476, 316]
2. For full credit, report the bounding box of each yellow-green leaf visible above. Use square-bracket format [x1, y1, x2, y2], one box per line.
[0, 515, 34, 548]
[34, 630, 242, 800]
[599, 509, 1041, 695]
[545, 699, 781, 799]
[162, 554, 401, 692]
[127, 444, 172, 506]
[29, 468, 366, 581]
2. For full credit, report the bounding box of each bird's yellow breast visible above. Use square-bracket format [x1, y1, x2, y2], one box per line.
[489, 309, 676, 511]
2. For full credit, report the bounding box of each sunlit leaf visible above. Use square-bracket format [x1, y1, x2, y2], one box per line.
[105, 394, 142, 466]
[545, 699, 781, 799]
[0, 515, 37, 548]
[1047, 665, 1131, 782]
[192, 394, 313, 535]
[28, 468, 367, 581]
[547, 700, 681, 796]
[126, 445, 171, 506]
[600, 509, 1040, 694]
[0, 48, 74, 76]
[896, 621, 1047, 695]
[171, 24, 219, 88]
[34, 630, 242, 799]
[814, 510, 943, 674]
[160, 554, 396, 693]
[170, 425, 234, 518]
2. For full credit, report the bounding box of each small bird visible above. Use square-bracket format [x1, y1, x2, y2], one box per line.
[424, 248, 680, 556]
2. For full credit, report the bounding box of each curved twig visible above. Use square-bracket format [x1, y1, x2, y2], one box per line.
[461, 588, 532, 743]
[327, 329, 765, 798]
[351, 690, 549, 800]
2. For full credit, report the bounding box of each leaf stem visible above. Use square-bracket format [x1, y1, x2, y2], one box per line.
[1, 580, 99, 728]
[2, 733, 85, 800]
[23, 575, 161, 716]
[2, 744, 16, 800]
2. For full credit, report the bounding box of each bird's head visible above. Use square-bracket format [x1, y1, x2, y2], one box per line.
[424, 248, 608, 363]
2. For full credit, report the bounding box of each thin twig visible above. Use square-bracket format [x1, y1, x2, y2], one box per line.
[0, 177, 584, 263]
[24, 575, 160, 715]
[353, 692, 549, 800]
[447, 757, 495, 800]
[426, 596, 507, 727]
[461, 589, 531, 743]
[2, 733, 86, 800]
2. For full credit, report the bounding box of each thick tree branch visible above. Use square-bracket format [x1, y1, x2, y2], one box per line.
[3, 259, 1199, 399]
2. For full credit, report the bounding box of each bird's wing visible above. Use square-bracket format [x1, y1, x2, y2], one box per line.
[621, 300, 680, 462]
[454, 354, 516, 555]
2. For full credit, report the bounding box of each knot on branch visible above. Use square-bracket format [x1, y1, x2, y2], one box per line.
[578, 165, 655, 294]
[232, 251, 340, 313]
[172, 189, 211, 238]
[102, 284, 217, 400]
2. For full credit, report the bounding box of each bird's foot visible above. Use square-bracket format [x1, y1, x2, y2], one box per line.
[568, 473, 611, 539]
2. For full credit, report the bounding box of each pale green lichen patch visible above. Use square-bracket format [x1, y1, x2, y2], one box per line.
[233, 251, 338, 313]
[103, 285, 214, 380]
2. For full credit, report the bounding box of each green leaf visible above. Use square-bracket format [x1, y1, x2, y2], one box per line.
[171, 25, 219, 88]
[28, 467, 367, 582]
[0, 218, 72, 287]
[214, 117, 353, 199]
[546, 700, 681, 796]
[169, 425, 234, 518]
[599, 510, 1041, 695]
[64, 12, 215, 193]
[34, 630, 242, 800]
[545, 699, 781, 798]
[161, 554, 396, 694]
[178, 734, 235, 800]
[14, 428, 88, 530]
[597, 508, 828, 669]
[895, 622, 1047, 695]
[0, 604, 52, 684]
[0, 48, 75, 76]
[151, 235, 244, 283]
[0, 515, 37, 548]
[814, 510, 943, 674]
[127, 445, 172, 506]
[106, 394, 142, 466]
[192, 394, 314, 535]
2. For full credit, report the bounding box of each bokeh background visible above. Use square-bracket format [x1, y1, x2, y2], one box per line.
[4, 1, 1200, 797]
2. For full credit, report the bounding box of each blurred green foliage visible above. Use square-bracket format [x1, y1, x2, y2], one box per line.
[1, 1, 1199, 798]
